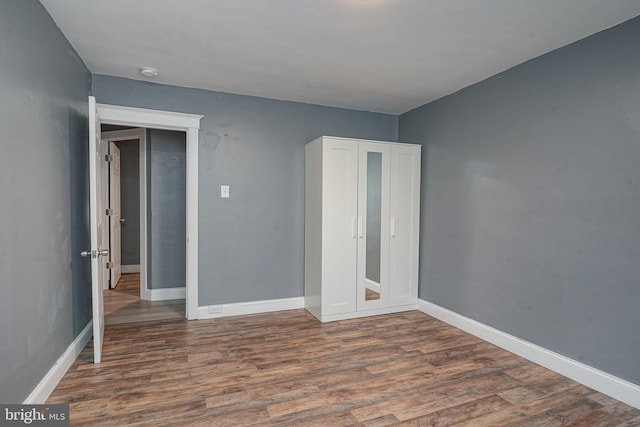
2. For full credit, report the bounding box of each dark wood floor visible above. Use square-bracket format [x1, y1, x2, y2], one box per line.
[112, 273, 141, 296]
[48, 310, 639, 426]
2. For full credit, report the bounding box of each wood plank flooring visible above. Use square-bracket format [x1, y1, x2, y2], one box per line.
[104, 273, 185, 325]
[48, 310, 640, 426]
[111, 273, 141, 296]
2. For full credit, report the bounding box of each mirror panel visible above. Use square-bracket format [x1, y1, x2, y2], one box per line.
[365, 152, 382, 300]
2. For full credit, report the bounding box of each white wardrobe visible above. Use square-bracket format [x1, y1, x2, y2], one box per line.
[305, 136, 421, 322]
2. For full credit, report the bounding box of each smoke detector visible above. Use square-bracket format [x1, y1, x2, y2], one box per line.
[138, 67, 159, 78]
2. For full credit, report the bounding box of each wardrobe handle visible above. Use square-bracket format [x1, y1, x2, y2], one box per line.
[351, 217, 357, 239]
[391, 217, 397, 237]
[358, 217, 363, 238]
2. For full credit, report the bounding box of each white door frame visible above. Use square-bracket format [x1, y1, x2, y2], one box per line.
[97, 103, 203, 320]
[101, 128, 148, 298]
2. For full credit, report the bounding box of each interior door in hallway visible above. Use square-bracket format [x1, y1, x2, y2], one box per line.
[109, 141, 122, 288]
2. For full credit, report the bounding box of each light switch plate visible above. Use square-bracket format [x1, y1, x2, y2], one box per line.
[221, 185, 230, 198]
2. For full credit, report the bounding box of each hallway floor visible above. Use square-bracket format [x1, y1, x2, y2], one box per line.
[104, 273, 185, 325]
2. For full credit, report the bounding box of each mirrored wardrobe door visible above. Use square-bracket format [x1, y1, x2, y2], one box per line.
[357, 141, 390, 311]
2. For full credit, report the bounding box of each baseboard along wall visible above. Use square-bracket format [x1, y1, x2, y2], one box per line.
[198, 297, 304, 320]
[417, 299, 640, 409]
[24, 321, 93, 404]
[121, 264, 140, 274]
[148, 287, 186, 301]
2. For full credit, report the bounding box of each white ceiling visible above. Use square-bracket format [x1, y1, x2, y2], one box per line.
[40, 0, 640, 114]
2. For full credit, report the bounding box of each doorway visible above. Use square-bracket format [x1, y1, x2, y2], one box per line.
[101, 127, 188, 323]
[101, 127, 145, 295]
[95, 103, 202, 320]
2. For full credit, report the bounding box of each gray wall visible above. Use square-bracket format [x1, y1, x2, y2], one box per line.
[399, 17, 640, 384]
[148, 130, 186, 289]
[114, 140, 140, 266]
[92, 75, 398, 304]
[0, 0, 91, 403]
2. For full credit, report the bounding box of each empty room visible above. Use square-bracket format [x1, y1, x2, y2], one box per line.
[1, 1, 639, 425]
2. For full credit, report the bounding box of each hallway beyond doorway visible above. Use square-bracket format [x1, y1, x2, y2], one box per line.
[104, 273, 185, 324]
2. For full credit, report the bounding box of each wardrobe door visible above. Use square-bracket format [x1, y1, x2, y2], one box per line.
[322, 138, 358, 315]
[357, 141, 391, 311]
[389, 144, 421, 306]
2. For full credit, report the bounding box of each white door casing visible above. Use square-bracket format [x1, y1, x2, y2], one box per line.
[95, 103, 202, 320]
[88, 96, 106, 363]
[109, 142, 122, 288]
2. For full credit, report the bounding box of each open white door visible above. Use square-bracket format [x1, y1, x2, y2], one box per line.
[109, 142, 122, 288]
[85, 96, 106, 364]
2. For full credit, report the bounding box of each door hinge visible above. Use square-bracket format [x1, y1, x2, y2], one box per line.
[105, 154, 113, 162]
[106, 262, 113, 269]
[105, 208, 113, 216]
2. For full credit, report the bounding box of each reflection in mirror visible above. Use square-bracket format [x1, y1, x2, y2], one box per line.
[365, 152, 382, 300]
[365, 288, 380, 301]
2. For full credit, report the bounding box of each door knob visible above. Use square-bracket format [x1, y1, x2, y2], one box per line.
[119, 218, 125, 224]
[80, 249, 108, 258]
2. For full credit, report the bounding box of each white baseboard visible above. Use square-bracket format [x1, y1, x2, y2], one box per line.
[121, 264, 140, 274]
[417, 299, 640, 409]
[198, 297, 304, 320]
[24, 321, 93, 404]
[149, 287, 186, 301]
